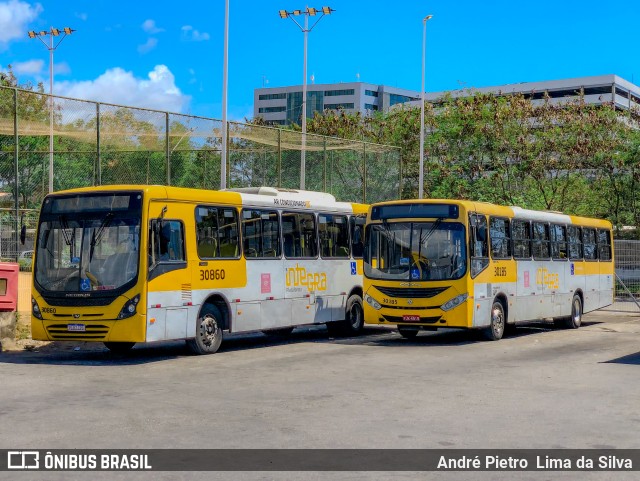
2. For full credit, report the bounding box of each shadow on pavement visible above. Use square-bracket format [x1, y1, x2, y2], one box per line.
[603, 351, 640, 365]
[0, 319, 592, 365]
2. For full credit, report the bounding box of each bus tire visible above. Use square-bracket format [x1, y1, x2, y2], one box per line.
[104, 342, 135, 353]
[484, 300, 505, 341]
[187, 306, 223, 355]
[564, 294, 582, 329]
[398, 326, 419, 339]
[344, 294, 364, 334]
[262, 327, 294, 337]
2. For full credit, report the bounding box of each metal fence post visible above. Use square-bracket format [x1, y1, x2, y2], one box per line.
[323, 139, 327, 192]
[278, 129, 282, 188]
[13, 88, 19, 259]
[166, 112, 171, 185]
[363, 142, 367, 204]
[96, 102, 101, 186]
[226, 122, 231, 188]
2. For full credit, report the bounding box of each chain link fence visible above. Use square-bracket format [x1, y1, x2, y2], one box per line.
[0, 84, 401, 210]
[607, 240, 640, 312]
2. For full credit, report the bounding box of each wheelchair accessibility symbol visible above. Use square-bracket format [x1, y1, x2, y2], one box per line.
[350, 262, 357, 275]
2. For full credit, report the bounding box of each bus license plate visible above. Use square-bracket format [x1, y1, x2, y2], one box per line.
[67, 324, 86, 332]
[402, 315, 420, 322]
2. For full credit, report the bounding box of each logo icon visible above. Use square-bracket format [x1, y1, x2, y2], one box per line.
[8, 451, 39, 469]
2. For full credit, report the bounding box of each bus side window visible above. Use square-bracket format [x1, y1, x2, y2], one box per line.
[532, 222, 550, 260]
[550, 224, 567, 260]
[512, 220, 532, 259]
[567, 226, 583, 260]
[583, 228, 598, 260]
[350, 215, 365, 259]
[195, 206, 239, 259]
[597, 229, 612, 261]
[149, 219, 185, 266]
[470, 213, 489, 277]
[489, 217, 511, 259]
[282, 211, 317, 259]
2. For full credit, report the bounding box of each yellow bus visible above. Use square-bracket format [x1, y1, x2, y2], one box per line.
[31, 185, 367, 354]
[363, 199, 613, 340]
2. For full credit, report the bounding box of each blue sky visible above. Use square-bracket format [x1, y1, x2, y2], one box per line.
[1, 0, 639, 121]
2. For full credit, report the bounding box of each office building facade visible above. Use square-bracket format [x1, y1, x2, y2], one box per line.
[254, 82, 420, 125]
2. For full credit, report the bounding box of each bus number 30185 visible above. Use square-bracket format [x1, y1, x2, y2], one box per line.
[200, 269, 226, 281]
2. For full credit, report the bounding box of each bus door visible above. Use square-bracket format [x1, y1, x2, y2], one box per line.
[147, 212, 189, 341]
[282, 210, 318, 326]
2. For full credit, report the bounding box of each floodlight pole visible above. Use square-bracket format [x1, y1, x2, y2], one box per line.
[221, 0, 229, 190]
[279, 7, 333, 190]
[419, 15, 433, 199]
[28, 27, 74, 193]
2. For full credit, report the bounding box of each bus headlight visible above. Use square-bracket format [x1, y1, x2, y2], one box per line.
[117, 295, 140, 320]
[32, 297, 43, 320]
[441, 293, 468, 312]
[365, 294, 382, 310]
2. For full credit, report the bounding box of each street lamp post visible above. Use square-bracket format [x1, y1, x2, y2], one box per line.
[279, 6, 333, 190]
[221, 0, 229, 190]
[419, 15, 433, 199]
[28, 27, 74, 193]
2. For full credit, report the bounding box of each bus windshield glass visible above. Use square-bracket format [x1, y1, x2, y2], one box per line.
[365, 222, 467, 281]
[35, 192, 142, 294]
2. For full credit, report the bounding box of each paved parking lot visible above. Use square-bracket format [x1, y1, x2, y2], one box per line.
[1, 311, 639, 480]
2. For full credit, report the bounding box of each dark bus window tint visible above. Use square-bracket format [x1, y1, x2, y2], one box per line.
[470, 214, 489, 277]
[550, 224, 567, 260]
[241, 209, 280, 258]
[532, 222, 550, 260]
[195, 206, 239, 259]
[567, 226, 582, 260]
[282, 211, 317, 258]
[489, 217, 511, 259]
[350, 215, 366, 258]
[319, 214, 349, 258]
[150, 219, 185, 263]
[512, 220, 531, 259]
[598, 229, 612, 261]
[583, 228, 597, 260]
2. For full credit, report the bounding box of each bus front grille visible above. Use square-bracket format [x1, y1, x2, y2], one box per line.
[374, 285, 449, 298]
[382, 315, 441, 324]
[46, 324, 110, 340]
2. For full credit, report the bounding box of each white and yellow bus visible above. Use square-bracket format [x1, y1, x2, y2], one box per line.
[31, 185, 367, 354]
[363, 199, 613, 340]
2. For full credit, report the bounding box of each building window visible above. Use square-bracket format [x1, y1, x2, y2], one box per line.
[258, 93, 286, 100]
[324, 103, 354, 110]
[389, 94, 417, 106]
[364, 103, 378, 111]
[365, 89, 378, 97]
[258, 106, 286, 113]
[324, 89, 355, 96]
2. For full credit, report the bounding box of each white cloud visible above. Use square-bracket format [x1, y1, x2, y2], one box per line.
[137, 37, 157, 54]
[55, 65, 190, 113]
[54, 61, 70, 75]
[181, 25, 209, 41]
[0, 0, 43, 47]
[75, 11, 87, 21]
[12, 58, 43, 75]
[142, 19, 163, 34]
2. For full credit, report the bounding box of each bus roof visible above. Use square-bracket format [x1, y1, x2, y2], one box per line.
[368, 198, 612, 229]
[49, 185, 367, 214]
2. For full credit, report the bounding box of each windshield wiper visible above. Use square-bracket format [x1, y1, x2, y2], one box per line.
[89, 212, 114, 261]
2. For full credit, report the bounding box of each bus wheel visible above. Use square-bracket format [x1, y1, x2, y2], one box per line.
[187, 307, 223, 355]
[262, 327, 294, 337]
[564, 294, 582, 329]
[104, 342, 135, 353]
[484, 300, 505, 341]
[398, 326, 419, 339]
[344, 294, 364, 333]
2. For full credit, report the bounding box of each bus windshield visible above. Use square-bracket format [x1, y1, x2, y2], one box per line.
[365, 222, 467, 281]
[35, 193, 142, 294]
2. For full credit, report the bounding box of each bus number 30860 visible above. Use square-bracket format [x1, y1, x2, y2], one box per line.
[200, 269, 226, 281]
